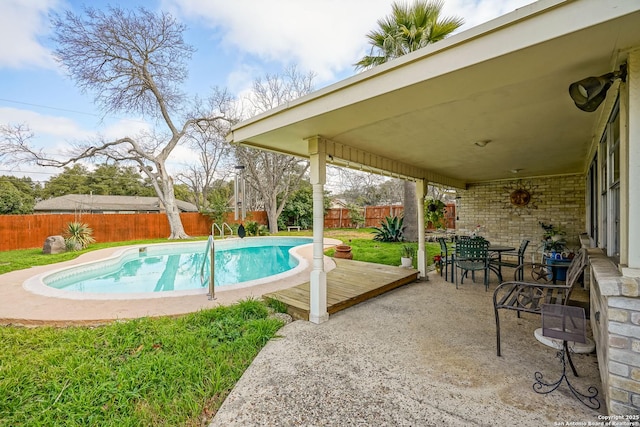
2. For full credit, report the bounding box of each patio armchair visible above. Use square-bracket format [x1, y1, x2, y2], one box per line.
[437, 237, 455, 282]
[492, 248, 588, 356]
[455, 237, 490, 291]
[490, 239, 529, 281]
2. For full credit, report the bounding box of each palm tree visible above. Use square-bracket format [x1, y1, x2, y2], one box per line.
[355, 0, 464, 70]
[355, 0, 463, 241]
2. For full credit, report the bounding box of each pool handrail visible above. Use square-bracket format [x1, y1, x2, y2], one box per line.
[200, 235, 215, 300]
[211, 223, 234, 238]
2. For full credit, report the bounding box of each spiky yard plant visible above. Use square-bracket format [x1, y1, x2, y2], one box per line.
[372, 216, 405, 242]
[64, 221, 96, 251]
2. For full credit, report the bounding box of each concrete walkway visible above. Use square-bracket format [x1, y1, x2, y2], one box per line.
[210, 272, 603, 426]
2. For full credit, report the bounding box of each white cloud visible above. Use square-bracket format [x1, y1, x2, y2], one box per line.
[442, 0, 534, 29]
[226, 63, 261, 97]
[167, 0, 534, 84]
[167, 0, 401, 82]
[0, 107, 156, 158]
[0, 0, 60, 69]
[0, 107, 92, 141]
[98, 118, 153, 143]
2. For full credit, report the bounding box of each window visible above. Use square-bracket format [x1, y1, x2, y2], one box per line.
[595, 100, 620, 259]
[587, 155, 598, 244]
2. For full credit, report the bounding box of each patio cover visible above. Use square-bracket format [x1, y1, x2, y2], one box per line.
[227, 0, 640, 187]
[227, 0, 640, 324]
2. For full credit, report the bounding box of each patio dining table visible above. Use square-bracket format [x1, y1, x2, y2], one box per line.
[446, 241, 515, 284]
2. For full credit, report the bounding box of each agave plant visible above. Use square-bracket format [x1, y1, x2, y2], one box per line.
[64, 222, 96, 251]
[372, 216, 405, 242]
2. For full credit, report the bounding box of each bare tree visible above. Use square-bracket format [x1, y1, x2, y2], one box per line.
[1, 7, 231, 239]
[331, 167, 403, 206]
[177, 90, 236, 211]
[235, 66, 315, 233]
[235, 148, 309, 233]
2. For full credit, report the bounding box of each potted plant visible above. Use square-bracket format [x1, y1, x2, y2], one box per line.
[539, 222, 567, 254]
[433, 254, 443, 273]
[401, 244, 414, 268]
[539, 221, 569, 281]
[424, 198, 446, 230]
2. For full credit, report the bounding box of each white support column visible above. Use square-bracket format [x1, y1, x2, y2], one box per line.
[416, 179, 427, 279]
[308, 137, 329, 323]
[627, 50, 640, 269]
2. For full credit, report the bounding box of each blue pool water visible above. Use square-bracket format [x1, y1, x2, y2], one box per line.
[44, 237, 312, 294]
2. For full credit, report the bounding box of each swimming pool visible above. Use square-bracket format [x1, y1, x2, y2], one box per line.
[24, 237, 313, 299]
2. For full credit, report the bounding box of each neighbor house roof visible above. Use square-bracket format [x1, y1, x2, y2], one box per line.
[34, 194, 198, 213]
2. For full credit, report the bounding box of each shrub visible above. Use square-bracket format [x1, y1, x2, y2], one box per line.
[63, 222, 96, 251]
[372, 216, 404, 242]
[244, 221, 269, 237]
[346, 203, 365, 228]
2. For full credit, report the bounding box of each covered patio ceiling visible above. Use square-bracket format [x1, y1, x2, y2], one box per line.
[228, 0, 640, 189]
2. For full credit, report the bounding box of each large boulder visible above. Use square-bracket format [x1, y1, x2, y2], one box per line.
[43, 235, 66, 254]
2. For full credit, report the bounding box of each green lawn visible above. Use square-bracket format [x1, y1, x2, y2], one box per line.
[319, 228, 441, 268]
[0, 229, 440, 425]
[0, 299, 284, 427]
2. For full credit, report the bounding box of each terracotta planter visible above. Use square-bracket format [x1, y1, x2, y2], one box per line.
[334, 245, 353, 260]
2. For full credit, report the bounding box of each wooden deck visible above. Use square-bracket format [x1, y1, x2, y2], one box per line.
[263, 259, 420, 321]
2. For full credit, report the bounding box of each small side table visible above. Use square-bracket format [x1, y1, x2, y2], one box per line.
[545, 258, 572, 283]
[533, 304, 600, 409]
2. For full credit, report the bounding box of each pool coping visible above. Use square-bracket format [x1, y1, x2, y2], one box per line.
[24, 237, 317, 300]
[0, 238, 340, 326]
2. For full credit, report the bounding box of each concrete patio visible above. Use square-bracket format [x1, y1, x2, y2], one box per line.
[210, 270, 603, 426]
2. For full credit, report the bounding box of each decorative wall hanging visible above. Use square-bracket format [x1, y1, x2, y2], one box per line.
[503, 180, 538, 215]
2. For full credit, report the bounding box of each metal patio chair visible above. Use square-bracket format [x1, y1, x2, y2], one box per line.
[454, 237, 490, 291]
[437, 237, 455, 282]
[492, 248, 588, 356]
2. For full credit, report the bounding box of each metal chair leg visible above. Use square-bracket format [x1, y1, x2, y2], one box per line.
[494, 307, 502, 356]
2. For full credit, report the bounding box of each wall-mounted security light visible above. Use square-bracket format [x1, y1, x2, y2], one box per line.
[569, 64, 626, 112]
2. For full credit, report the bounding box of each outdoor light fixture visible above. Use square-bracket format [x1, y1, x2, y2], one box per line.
[569, 64, 626, 112]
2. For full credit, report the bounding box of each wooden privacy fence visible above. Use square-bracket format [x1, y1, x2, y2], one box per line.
[0, 211, 268, 252]
[0, 205, 454, 251]
[324, 205, 405, 228]
[324, 204, 456, 229]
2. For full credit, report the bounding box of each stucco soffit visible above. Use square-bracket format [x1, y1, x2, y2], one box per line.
[317, 137, 466, 189]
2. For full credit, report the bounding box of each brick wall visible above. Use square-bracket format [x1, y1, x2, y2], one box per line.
[589, 247, 640, 414]
[457, 175, 586, 260]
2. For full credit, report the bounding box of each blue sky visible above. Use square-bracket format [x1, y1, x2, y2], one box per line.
[0, 0, 534, 182]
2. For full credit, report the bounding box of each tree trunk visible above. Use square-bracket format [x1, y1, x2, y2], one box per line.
[159, 174, 190, 239]
[265, 194, 279, 234]
[403, 180, 418, 242]
[165, 204, 189, 239]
